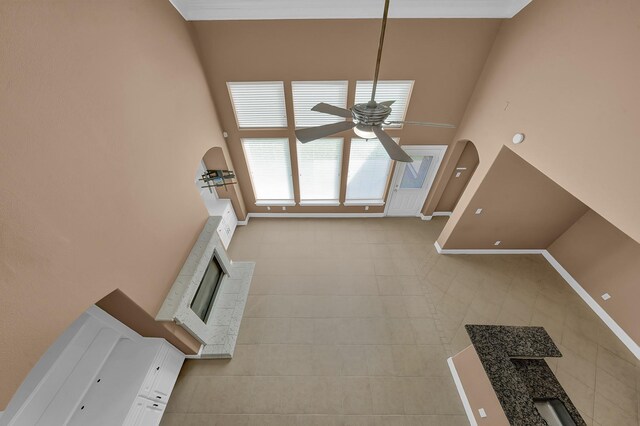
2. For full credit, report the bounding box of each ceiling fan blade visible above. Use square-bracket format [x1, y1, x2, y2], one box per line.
[296, 121, 356, 143]
[372, 126, 413, 163]
[311, 102, 353, 119]
[379, 100, 395, 107]
[387, 120, 456, 129]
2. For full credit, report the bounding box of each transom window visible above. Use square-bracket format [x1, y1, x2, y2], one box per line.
[345, 138, 395, 204]
[292, 81, 349, 127]
[241, 138, 294, 204]
[227, 82, 287, 129]
[354, 80, 414, 128]
[296, 138, 343, 205]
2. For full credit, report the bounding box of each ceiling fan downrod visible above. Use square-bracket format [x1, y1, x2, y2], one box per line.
[370, 0, 391, 104]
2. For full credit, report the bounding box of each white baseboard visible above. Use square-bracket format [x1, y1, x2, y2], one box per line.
[541, 251, 640, 359]
[237, 218, 249, 226]
[434, 242, 640, 360]
[434, 241, 544, 255]
[420, 212, 452, 221]
[244, 212, 386, 220]
[447, 357, 478, 426]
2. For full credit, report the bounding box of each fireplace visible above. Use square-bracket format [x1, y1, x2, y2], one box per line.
[156, 216, 255, 358]
[190, 251, 225, 323]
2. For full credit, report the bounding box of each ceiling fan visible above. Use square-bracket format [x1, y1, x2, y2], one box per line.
[294, 0, 456, 162]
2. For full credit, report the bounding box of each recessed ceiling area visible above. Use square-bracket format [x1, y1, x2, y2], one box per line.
[170, 0, 532, 20]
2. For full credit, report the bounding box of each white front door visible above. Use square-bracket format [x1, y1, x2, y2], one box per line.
[386, 145, 447, 217]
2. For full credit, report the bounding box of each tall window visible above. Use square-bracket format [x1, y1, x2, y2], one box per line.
[292, 81, 349, 127]
[297, 138, 343, 205]
[345, 138, 394, 204]
[354, 80, 414, 127]
[227, 82, 287, 128]
[241, 138, 294, 204]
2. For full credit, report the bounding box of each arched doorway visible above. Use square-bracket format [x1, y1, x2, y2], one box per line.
[435, 140, 479, 213]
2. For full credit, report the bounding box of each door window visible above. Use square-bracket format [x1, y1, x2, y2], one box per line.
[399, 155, 433, 189]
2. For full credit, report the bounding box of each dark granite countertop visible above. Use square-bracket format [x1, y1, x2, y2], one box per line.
[465, 325, 586, 426]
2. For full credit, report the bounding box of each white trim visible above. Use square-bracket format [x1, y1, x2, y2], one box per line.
[385, 145, 448, 217]
[432, 211, 453, 217]
[343, 200, 385, 207]
[237, 218, 249, 226]
[542, 251, 640, 360]
[168, 0, 189, 20]
[184, 344, 205, 359]
[434, 243, 640, 360]
[245, 212, 385, 219]
[171, 0, 532, 20]
[434, 242, 544, 255]
[298, 200, 341, 207]
[255, 200, 296, 207]
[447, 357, 479, 426]
[419, 214, 432, 221]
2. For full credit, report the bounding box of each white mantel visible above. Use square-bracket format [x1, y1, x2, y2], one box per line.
[156, 216, 254, 358]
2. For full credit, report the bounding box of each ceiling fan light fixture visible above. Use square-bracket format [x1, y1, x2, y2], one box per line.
[353, 123, 377, 139]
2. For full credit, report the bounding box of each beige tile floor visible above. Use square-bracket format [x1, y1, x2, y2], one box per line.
[163, 218, 639, 426]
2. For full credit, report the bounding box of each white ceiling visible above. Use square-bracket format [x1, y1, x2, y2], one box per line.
[170, 0, 532, 21]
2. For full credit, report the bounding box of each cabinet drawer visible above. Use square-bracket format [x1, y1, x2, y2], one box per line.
[124, 396, 165, 426]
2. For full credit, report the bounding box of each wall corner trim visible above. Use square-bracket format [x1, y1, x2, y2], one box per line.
[420, 214, 433, 221]
[447, 357, 479, 426]
[433, 245, 640, 360]
[541, 251, 640, 360]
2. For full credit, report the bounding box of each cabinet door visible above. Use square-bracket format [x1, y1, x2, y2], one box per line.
[223, 205, 237, 243]
[124, 396, 165, 426]
[147, 344, 184, 404]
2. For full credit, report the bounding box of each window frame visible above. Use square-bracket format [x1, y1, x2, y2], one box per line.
[296, 138, 344, 206]
[227, 81, 288, 130]
[241, 138, 295, 206]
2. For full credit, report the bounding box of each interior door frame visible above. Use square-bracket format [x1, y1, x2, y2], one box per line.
[384, 145, 448, 217]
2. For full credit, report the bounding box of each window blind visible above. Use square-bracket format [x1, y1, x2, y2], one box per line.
[241, 138, 294, 202]
[227, 82, 287, 128]
[297, 138, 343, 203]
[345, 138, 394, 202]
[354, 80, 414, 127]
[292, 81, 349, 127]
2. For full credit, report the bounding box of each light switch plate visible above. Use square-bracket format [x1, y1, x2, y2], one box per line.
[475, 208, 483, 215]
[494, 240, 501, 246]
[478, 408, 487, 418]
[601, 293, 611, 301]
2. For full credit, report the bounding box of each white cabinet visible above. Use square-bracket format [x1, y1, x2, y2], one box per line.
[2, 306, 184, 426]
[210, 199, 237, 249]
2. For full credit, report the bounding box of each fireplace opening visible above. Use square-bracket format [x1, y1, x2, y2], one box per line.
[190, 252, 225, 323]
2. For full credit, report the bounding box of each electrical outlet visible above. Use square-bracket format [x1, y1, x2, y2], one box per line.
[475, 208, 483, 215]
[365, 206, 370, 211]
[455, 172, 462, 178]
[267, 206, 271, 211]
[494, 240, 501, 246]
[282, 206, 286, 211]
[601, 293, 611, 301]
[478, 408, 487, 418]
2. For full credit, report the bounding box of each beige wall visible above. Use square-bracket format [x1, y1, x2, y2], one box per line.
[191, 19, 501, 214]
[548, 210, 640, 343]
[443, 147, 588, 249]
[439, 0, 640, 248]
[435, 141, 479, 212]
[0, 0, 230, 408]
[96, 290, 201, 354]
[452, 345, 509, 425]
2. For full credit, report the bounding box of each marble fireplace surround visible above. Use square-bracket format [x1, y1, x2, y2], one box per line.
[156, 216, 254, 358]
